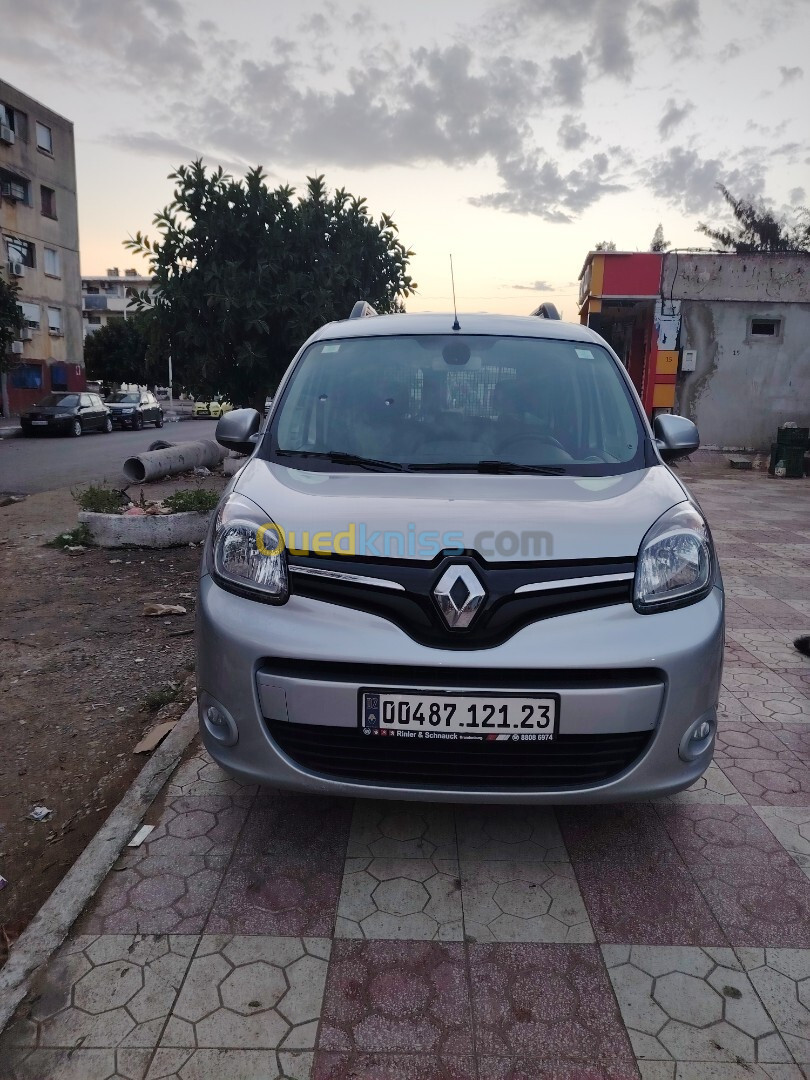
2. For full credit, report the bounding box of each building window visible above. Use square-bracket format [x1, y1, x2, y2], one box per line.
[750, 318, 782, 338]
[10, 363, 43, 390]
[44, 247, 61, 277]
[41, 185, 56, 218]
[18, 302, 41, 329]
[48, 306, 63, 334]
[35, 121, 53, 153]
[0, 170, 30, 204]
[6, 236, 36, 268]
[51, 363, 68, 390]
[87, 315, 101, 324]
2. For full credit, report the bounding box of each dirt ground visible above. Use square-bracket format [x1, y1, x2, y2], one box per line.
[0, 478, 226, 965]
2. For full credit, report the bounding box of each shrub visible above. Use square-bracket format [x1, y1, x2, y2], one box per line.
[163, 488, 220, 513]
[73, 484, 126, 514]
[47, 523, 93, 548]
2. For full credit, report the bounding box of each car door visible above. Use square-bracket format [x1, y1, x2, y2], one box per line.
[79, 393, 96, 429]
[90, 394, 106, 429]
[140, 394, 155, 423]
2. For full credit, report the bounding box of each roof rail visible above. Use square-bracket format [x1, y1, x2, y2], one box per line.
[529, 302, 561, 320]
[349, 301, 378, 319]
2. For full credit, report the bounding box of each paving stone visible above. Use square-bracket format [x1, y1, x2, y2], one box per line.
[79, 795, 249, 934]
[656, 765, 746, 806]
[318, 940, 473, 1055]
[460, 859, 593, 943]
[347, 802, 458, 860]
[166, 750, 257, 804]
[658, 804, 810, 946]
[720, 672, 810, 724]
[714, 722, 810, 805]
[637, 1065, 805, 1079]
[160, 936, 330, 1050]
[312, 1051, 475, 1078]
[753, 806, 810, 878]
[558, 804, 671, 861]
[469, 942, 637, 1073]
[718, 690, 760, 724]
[454, 805, 567, 862]
[0, 935, 196, 1054]
[477, 1060, 641, 1079]
[603, 945, 790, 1064]
[737, 949, 810, 1062]
[248, 793, 353, 857]
[728, 630, 810, 669]
[336, 858, 463, 940]
[2, 1047, 152, 1080]
[145, 1048, 312, 1079]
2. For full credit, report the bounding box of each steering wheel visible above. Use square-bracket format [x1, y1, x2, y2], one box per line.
[495, 433, 567, 455]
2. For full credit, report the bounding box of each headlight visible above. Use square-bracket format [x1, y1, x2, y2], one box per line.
[634, 502, 714, 613]
[122, 407, 134, 414]
[211, 492, 288, 603]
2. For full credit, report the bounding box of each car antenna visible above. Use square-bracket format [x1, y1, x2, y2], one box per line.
[450, 254, 460, 332]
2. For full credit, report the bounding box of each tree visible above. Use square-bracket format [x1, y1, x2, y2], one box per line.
[83, 312, 162, 387]
[650, 224, 670, 252]
[698, 185, 810, 253]
[594, 240, 617, 252]
[124, 164, 416, 409]
[0, 276, 25, 417]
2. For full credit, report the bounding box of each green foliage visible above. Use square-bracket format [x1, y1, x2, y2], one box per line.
[163, 488, 220, 513]
[83, 311, 162, 386]
[0, 276, 25, 371]
[699, 185, 810, 253]
[73, 484, 126, 514]
[650, 224, 670, 252]
[47, 523, 93, 548]
[594, 240, 617, 252]
[124, 163, 416, 408]
[142, 682, 180, 713]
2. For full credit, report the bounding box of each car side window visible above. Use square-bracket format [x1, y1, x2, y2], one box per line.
[80, 394, 92, 407]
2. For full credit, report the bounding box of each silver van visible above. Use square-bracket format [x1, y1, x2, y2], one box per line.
[197, 308, 723, 803]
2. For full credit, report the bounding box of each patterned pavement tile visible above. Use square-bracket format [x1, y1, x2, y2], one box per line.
[772, 724, 810, 757]
[728, 631, 810, 669]
[460, 859, 593, 943]
[454, 806, 567, 862]
[773, 669, 810, 695]
[718, 689, 760, 724]
[165, 750, 257, 804]
[721, 577, 771, 600]
[317, 940, 473, 1056]
[754, 807, 810, 877]
[247, 794, 354, 857]
[724, 640, 768, 668]
[160, 936, 330, 1050]
[720, 672, 810, 724]
[478, 1060, 640, 1079]
[658, 804, 810, 946]
[637, 1065, 805, 1080]
[146, 1048, 312, 1079]
[603, 945, 791, 1065]
[468, 942, 637, 1073]
[0, 935, 196, 1052]
[346, 802, 458, 861]
[312, 1051, 475, 1079]
[558, 804, 671, 862]
[2, 1047, 152, 1080]
[656, 764, 746, 806]
[737, 949, 810, 1063]
[714, 722, 810, 805]
[204, 805, 347, 936]
[79, 795, 249, 934]
[335, 858, 463, 941]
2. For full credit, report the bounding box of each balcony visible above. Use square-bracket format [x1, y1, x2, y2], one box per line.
[82, 295, 129, 313]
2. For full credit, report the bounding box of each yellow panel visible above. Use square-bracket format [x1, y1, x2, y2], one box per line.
[590, 255, 604, 297]
[589, 298, 602, 313]
[656, 350, 679, 374]
[653, 383, 676, 408]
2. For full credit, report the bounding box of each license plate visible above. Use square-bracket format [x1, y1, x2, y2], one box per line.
[31, 420, 47, 425]
[360, 690, 559, 742]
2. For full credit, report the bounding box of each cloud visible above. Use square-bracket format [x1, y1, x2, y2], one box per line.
[718, 40, 742, 61]
[789, 186, 806, 205]
[657, 98, 694, 138]
[511, 280, 556, 291]
[589, 0, 634, 78]
[779, 65, 804, 84]
[645, 146, 766, 214]
[548, 53, 587, 106]
[558, 114, 591, 151]
[638, 0, 700, 47]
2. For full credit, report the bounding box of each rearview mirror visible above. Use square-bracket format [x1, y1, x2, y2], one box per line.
[653, 413, 699, 462]
[216, 408, 261, 455]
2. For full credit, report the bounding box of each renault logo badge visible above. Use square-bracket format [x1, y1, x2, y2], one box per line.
[433, 565, 486, 629]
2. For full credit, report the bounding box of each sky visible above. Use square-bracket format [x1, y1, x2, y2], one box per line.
[3, 0, 809, 319]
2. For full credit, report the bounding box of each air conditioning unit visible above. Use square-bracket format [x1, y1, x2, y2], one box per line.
[49, 329, 63, 337]
[8, 261, 25, 277]
[0, 124, 14, 145]
[20, 327, 33, 341]
[10, 341, 24, 355]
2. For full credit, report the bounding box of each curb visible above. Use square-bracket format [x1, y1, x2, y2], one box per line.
[0, 701, 199, 1034]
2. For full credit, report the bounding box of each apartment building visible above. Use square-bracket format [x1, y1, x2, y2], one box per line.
[0, 80, 83, 416]
[82, 267, 154, 338]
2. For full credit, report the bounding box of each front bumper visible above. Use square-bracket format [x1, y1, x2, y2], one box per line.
[196, 577, 724, 803]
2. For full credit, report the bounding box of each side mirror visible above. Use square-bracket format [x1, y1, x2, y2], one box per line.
[653, 413, 699, 462]
[215, 408, 261, 455]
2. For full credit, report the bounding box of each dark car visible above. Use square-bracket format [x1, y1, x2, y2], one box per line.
[21, 392, 112, 437]
[107, 391, 164, 430]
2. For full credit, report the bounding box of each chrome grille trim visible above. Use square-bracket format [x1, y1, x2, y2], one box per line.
[514, 572, 635, 595]
[290, 565, 405, 591]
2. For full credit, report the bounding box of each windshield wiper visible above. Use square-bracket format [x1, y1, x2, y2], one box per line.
[275, 450, 404, 472]
[409, 460, 567, 476]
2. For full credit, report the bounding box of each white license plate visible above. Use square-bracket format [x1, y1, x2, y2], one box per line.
[31, 420, 48, 425]
[360, 690, 559, 742]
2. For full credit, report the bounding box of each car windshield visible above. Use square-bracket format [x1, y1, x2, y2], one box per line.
[109, 392, 140, 403]
[37, 393, 78, 408]
[267, 334, 645, 475]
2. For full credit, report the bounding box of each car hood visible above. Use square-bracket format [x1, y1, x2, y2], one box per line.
[234, 460, 688, 562]
[108, 403, 137, 409]
[25, 406, 75, 417]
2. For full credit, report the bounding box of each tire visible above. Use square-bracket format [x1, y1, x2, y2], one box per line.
[132, 413, 144, 431]
[70, 419, 82, 437]
[103, 417, 113, 433]
[155, 414, 164, 428]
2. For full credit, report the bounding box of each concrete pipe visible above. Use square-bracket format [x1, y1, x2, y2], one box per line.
[122, 440, 227, 483]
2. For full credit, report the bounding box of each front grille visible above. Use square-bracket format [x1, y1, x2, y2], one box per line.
[266, 719, 652, 790]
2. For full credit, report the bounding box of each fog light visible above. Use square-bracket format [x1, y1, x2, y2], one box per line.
[679, 709, 716, 762]
[200, 694, 239, 747]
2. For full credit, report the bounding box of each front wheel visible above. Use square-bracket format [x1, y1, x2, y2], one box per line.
[132, 414, 144, 431]
[103, 416, 113, 433]
[155, 414, 164, 428]
[70, 419, 82, 437]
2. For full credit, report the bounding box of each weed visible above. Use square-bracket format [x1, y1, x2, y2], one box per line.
[141, 683, 180, 713]
[163, 489, 220, 514]
[47, 524, 93, 549]
[73, 484, 126, 514]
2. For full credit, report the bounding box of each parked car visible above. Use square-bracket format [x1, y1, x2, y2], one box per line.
[193, 399, 233, 419]
[21, 392, 112, 437]
[107, 391, 164, 430]
[197, 307, 723, 804]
